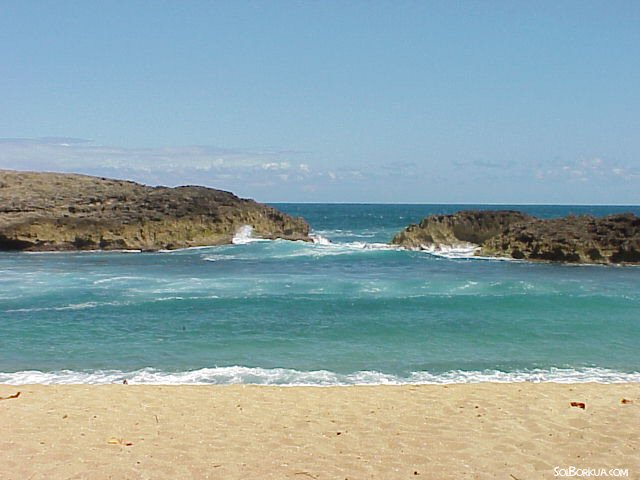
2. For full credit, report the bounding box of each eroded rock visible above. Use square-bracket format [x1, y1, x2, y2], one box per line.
[0, 170, 310, 251]
[391, 210, 640, 264]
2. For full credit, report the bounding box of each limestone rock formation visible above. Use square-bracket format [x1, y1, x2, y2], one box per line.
[391, 210, 640, 264]
[391, 210, 531, 250]
[0, 170, 310, 251]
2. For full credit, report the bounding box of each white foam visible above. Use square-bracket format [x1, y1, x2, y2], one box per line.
[344, 242, 399, 251]
[93, 276, 146, 285]
[285, 241, 399, 258]
[415, 242, 515, 261]
[5, 301, 125, 313]
[232, 225, 254, 244]
[231, 225, 269, 245]
[200, 239, 401, 261]
[418, 242, 479, 258]
[309, 233, 332, 245]
[1, 366, 638, 386]
[202, 254, 234, 262]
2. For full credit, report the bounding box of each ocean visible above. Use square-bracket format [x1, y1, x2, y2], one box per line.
[1, 204, 639, 385]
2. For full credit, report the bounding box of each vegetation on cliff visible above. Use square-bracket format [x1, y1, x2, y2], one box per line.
[0, 170, 310, 251]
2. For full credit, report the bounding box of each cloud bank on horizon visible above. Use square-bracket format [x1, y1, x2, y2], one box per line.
[0, 137, 342, 201]
[0, 137, 637, 204]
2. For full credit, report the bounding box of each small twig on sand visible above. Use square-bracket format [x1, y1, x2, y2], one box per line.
[294, 472, 318, 479]
[510, 474, 521, 480]
[0, 391, 21, 400]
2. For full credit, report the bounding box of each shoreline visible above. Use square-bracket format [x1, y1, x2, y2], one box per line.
[3, 366, 640, 385]
[2, 383, 638, 479]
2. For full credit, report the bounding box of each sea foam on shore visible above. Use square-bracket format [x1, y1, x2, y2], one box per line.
[2, 366, 639, 386]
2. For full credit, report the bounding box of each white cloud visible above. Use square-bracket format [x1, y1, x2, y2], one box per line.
[533, 157, 638, 183]
[5, 138, 634, 202]
[0, 137, 366, 200]
[261, 162, 290, 170]
[0, 138, 291, 174]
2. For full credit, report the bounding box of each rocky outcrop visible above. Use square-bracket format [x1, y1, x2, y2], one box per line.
[482, 213, 640, 263]
[391, 210, 531, 250]
[0, 170, 310, 251]
[391, 210, 640, 264]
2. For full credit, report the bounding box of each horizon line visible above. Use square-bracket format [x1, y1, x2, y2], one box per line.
[2, 168, 638, 207]
[264, 201, 640, 207]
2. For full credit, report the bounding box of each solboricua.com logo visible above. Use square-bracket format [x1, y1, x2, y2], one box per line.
[554, 466, 629, 477]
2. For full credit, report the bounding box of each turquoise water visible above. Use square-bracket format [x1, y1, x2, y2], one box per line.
[1, 204, 639, 384]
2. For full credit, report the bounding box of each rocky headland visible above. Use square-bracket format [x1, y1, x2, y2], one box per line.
[0, 170, 310, 251]
[391, 210, 640, 264]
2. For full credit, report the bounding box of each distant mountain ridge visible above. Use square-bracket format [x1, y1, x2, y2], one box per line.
[0, 170, 310, 251]
[391, 210, 640, 264]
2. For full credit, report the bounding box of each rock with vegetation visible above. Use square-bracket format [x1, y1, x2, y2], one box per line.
[391, 210, 640, 264]
[0, 170, 310, 251]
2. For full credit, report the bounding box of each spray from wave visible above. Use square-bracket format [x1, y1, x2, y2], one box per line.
[309, 232, 332, 245]
[231, 225, 270, 245]
[232, 225, 255, 244]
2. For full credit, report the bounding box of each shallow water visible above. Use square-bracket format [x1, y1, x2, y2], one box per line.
[1, 204, 639, 384]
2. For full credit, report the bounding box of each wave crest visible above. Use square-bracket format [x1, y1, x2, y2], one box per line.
[1, 366, 638, 386]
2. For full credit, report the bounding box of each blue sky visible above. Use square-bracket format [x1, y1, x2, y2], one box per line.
[0, 1, 638, 203]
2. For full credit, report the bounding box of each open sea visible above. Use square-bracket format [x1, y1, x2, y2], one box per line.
[1, 204, 639, 385]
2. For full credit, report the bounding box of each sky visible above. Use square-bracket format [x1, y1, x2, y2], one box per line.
[0, 1, 639, 204]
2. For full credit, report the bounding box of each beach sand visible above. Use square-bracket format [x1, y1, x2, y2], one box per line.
[0, 383, 638, 479]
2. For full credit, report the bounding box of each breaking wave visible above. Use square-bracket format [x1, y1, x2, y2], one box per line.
[309, 232, 332, 245]
[414, 242, 514, 261]
[232, 225, 269, 245]
[1, 366, 638, 386]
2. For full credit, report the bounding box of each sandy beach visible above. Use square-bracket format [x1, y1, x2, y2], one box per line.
[0, 383, 638, 479]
